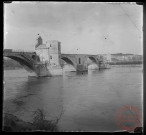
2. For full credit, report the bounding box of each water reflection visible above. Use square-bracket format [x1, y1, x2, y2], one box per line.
[4, 76, 64, 123]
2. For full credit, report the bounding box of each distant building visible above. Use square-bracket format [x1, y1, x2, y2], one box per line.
[111, 53, 142, 62]
[102, 53, 142, 63]
[132, 55, 142, 62]
[101, 54, 111, 62]
[123, 54, 134, 62]
[111, 53, 125, 62]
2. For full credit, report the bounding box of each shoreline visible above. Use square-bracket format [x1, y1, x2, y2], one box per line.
[111, 64, 142, 67]
[3, 110, 59, 132]
[4, 64, 142, 71]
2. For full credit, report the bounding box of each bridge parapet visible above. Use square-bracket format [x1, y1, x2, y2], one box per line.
[4, 49, 35, 54]
[12, 50, 35, 53]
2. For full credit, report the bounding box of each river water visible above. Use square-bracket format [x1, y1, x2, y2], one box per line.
[3, 65, 143, 131]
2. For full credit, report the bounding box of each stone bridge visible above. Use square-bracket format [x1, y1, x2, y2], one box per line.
[61, 53, 101, 70]
[3, 36, 107, 77]
[4, 50, 37, 72]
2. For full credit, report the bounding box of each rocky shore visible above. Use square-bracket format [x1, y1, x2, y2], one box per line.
[3, 109, 60, 132]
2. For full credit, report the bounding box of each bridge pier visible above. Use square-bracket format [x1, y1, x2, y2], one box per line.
[34, 62, 63, 77]
[76, 64, 88, 72]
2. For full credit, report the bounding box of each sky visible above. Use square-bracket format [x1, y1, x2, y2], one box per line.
[4, 2, 143, 55]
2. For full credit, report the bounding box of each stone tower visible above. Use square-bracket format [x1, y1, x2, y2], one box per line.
[46, 40, 62, 68]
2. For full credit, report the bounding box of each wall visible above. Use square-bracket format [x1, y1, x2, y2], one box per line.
[35, 44, 49, 63]
[46, 40, 62, 68]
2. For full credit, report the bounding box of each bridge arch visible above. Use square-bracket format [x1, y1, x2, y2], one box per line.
[87, 56, 100, 70]
[4, 55, 35, 72]
[61, 56, 76, 69]
[88, 56, 97, 63]
[88, 56, 99, 65]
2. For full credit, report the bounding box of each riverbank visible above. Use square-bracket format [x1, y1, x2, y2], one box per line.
[3, 109, 59, 132]
[109, 61, 142, 65]
[111, 64, 142, 67]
